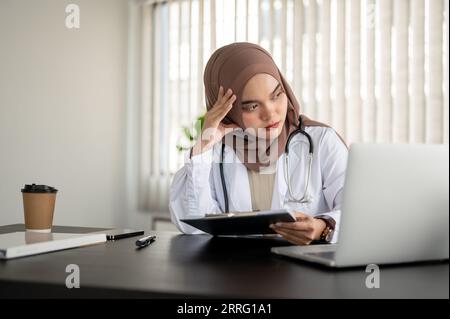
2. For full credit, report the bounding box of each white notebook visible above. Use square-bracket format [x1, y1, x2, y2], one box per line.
[0, 231, 107, 260]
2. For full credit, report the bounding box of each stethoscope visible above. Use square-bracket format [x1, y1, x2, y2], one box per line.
[219, 115, 314, 213]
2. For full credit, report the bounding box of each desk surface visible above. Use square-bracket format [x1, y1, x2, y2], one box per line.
[0, 224, 448, 298]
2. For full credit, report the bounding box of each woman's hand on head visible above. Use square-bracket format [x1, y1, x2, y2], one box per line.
[192, 86, 240, 156]
[269, 211, 326, 245]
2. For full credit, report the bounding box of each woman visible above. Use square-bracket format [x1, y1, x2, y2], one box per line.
[169, 42, 348, 245]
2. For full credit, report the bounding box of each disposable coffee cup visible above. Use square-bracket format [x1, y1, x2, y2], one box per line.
[21, 184, 58, 233]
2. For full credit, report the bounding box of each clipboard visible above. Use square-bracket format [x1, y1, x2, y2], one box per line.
[180, 209, 296, 236]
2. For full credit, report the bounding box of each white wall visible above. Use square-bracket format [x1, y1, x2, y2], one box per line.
[0, 0, 131, 228]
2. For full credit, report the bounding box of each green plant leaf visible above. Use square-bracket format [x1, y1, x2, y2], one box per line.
[183, 127, 195, 141]
[176, 113, 206, 153]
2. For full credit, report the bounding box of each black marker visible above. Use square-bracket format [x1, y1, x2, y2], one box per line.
[135, 235, 156, 248]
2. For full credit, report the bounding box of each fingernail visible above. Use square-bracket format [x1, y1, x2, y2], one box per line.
[269, 224, 274, 228]
[276, 223, 282, 227]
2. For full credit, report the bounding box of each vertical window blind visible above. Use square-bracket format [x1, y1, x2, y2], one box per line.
[132, 0, 449, 212]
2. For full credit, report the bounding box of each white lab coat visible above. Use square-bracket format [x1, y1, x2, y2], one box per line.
[169, 126, 348, 243]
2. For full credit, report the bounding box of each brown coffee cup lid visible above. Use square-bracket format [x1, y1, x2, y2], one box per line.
[21, 184, 58, 193]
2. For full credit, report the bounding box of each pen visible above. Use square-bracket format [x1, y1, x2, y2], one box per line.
[135, 235, 156, 248]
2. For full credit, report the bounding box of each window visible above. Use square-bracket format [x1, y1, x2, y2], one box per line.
[129, 0, 449, 212]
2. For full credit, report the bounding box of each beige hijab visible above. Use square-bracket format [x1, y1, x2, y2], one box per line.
[203, 42, 343, 172]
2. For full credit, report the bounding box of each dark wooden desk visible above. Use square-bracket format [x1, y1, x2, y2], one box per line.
[0, 224, 448, 298]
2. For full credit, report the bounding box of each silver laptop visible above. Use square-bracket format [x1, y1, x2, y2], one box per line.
[271, 144, 449, 268]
